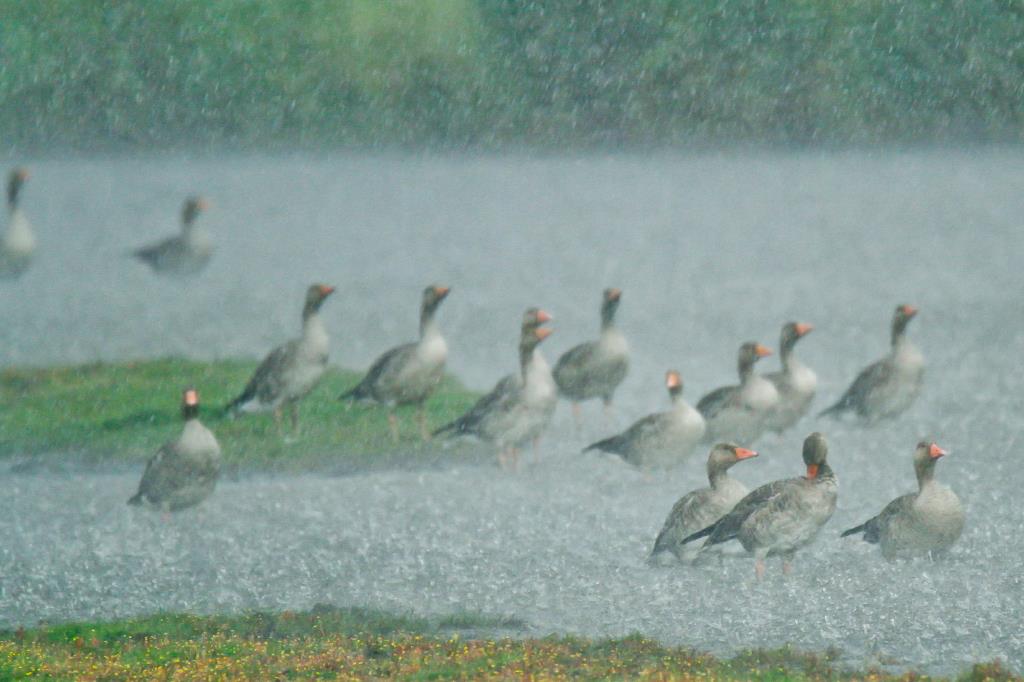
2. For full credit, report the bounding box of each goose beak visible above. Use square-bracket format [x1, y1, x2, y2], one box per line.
[734, 447, 758, 460]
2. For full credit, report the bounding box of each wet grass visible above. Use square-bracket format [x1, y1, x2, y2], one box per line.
[0, 606, 1015, 680]
[0, 358, 480, 470]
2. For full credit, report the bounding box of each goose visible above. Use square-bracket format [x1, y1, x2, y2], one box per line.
[681, 432, 838, 578]
[0, 168, 34, 279]
[649, 443, 758, 564]
[819, 305, 923, 420]
[553, 288, 629, 424]
[841, 441, 963, 559]
[433, 308, 556, 470]
[133, 196, 213, 275]
[697, 342, 778, 444]
[764, 322, 816, 433]
[583, 370, 705, 469]
[339, 285, 450, 440]
[227, 284, 334, 430]
[128, 389, 221, 512]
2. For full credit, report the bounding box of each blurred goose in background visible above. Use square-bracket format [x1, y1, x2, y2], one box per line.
[339, 285, 450, 440]
[227, 284, 334, 430]
[0, 168, 34, 279]
[681, 432, 837, 578]
[553, 288, 629, 425]
[128, 389, 221, 512]
[583, 370, 705, 469]
[841, 441, 963, 559]
[649, 443, 758, 564]
[819, 304, 923, 421]
[433, 308, 556, 471]
[133, 196, 213, 275]
[764, 322, 816, 434]
[697, 342, 778, 444]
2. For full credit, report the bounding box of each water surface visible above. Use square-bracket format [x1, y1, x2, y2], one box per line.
[2, 151, 1023, 673]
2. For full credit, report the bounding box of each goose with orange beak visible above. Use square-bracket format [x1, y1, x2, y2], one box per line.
[680, 432, 837, 578]
[133, 196, 214, 276]
[0, 168, 34, 279]
[227, 284, 334, 430]
[650, 443, 758, 564]
[764, 322, 817, 433]
[553, 288, 629, 425]
[697, 341, 779, 444]
[819, 304, 923, 421]
[129, 388, 221, 512]
[841, 441, 963, 559]
[583, 369, 705, 469]
[433, 308, 557, 471]
[340, 285, 451, 440]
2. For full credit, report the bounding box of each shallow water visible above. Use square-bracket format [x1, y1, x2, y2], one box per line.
[2, 151, 1024, 672]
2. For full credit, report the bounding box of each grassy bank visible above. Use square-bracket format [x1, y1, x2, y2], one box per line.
[3, 1, 1024, 151]
[0, 358, 480, 469]
[0, 606, 1015, 680]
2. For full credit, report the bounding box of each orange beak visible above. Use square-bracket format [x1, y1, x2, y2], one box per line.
[536, 310, 553, 324]
[755, 344, 773, 358]
[183, 389, 199, 406]
[794, 322, 814, 337]
[196, 198, 210, 211]
[535, 327, 553, 341]
[434, 286, 450, 297]
[16, 169, 29, 181]
[607, 288, 622, 301]
[665, 371, 681, 389]
[318, 284, 335, 296]
[901, 304, 918, 317]
[734, 447, 758, 460]
[805, 463, 819, 479]
[929, 443, 947, 459]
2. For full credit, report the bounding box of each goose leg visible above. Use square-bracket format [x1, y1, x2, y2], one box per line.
[387, 412, 399, 442]
[273, 407, 284, 434]
[571, 402, 582, 431]
[755, 558, 766, 580]
[288, 402, 299, 432]
[417, 405, 430, 441]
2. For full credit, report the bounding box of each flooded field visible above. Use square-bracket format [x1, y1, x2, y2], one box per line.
[2, 152, 1023, 673]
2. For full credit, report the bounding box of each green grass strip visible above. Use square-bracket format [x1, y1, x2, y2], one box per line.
[0, 358, 480, 469]
[0, 606, 1015, 680]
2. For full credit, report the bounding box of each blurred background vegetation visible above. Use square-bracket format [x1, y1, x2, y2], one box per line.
[2, 0, 1023, 151]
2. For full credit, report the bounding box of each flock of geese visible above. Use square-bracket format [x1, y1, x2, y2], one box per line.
[2, 167, 964, 577]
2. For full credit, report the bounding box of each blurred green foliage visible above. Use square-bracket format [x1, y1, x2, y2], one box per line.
[1, 0, 1023, 150]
